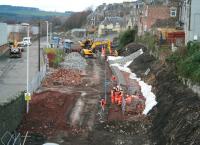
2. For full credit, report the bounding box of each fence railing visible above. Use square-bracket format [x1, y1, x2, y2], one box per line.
[28, 64, 47, 95]
[1, 131, 21, 145]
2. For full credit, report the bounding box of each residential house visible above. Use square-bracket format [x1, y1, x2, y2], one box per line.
[87, 1, 138, 33]
[179, 0, 200, 43]
[126, 0, 144, 29]
[138, 4, 171, 35]
[87, 3, 106, 27]
[71, 28, 86, 38]
[98, 17, 125, 36]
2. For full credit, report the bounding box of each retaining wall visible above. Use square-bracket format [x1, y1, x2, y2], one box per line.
[0, 92, 25, 145]
[181, 77, 200, 98]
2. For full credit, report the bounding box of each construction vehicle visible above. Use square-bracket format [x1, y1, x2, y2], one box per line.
[79, 39, 93, 49]
[17, 42, 26, 52]
[22, 37, 32, 46]
[51, 36, 60, 48]
[9, 41, 22, 58]
[63, 39, 73, 53]
[80, 40, 118, 58]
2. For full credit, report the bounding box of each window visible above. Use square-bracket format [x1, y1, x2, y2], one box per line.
[170, 9, 177, 17]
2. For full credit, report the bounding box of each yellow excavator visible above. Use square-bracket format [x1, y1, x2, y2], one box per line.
[9, 41, 23, 58]
[80, 39, 118, 58]
[79, 39, 93, 49]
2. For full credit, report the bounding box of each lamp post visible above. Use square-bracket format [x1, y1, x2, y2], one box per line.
[49, 22, 52, 46]
[38, 21, 41, 72]
[45, 21, 49, 48]
[21, 23, 30, 114]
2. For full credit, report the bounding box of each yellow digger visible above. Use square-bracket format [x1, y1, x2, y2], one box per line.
[80, 40, 118, 58]
[79, 39, 93, 49]
[9, 41, 23, 58]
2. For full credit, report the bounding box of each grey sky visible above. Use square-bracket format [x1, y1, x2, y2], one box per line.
[0, 0, 133, 12]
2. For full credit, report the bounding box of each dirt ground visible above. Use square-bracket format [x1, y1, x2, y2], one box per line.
[18, 51, 153, 145]
[18, 57, 122, 145]
[18, 42, 200, 145]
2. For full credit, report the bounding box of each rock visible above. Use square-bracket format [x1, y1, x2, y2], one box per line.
[60, 52, 87, 71]
[42, 68, 82, 87]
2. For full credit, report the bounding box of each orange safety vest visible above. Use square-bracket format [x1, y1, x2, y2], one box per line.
[101, 99, 106, 108]
[111, 90, 115, 104]
[111, 76, 116, 81]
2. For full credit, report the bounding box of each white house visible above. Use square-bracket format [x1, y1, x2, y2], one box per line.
[98, 17, 125, 36]
[179, 0, 200, 43]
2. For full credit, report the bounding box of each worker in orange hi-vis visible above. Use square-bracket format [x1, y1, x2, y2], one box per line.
[101, 46, 106, 57]
[111, 87, 117, 104]
[100, 98, 106, 112]
[111, 75, 116, 81]
[111, 87, 115, 104]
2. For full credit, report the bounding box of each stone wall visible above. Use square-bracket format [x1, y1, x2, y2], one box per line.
[181, 77, 200, 98]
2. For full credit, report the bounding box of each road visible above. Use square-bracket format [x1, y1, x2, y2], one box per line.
[0, 37, 47, 104]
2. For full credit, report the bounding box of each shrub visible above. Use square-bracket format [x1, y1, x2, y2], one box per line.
[167, 41, 200, 83]
[137, 32, 156, 50]
[119, 29, 137, 49]
[44, 48, 64, 67]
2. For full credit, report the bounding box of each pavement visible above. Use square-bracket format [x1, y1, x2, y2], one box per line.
[0, 37, 47, 104]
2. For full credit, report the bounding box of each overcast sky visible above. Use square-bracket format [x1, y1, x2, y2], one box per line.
[0, 0, 134, 12]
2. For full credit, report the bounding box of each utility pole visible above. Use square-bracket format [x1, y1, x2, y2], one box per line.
[50, 23, 52, 46]
[45, 21, 49, 48]
[38, 22, 41, 72]
[21, 22, 30, 114]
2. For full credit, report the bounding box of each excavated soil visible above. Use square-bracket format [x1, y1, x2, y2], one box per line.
[118, 42, 146, 56]
[128, 44, 200, 145]
[19, 91, 79, 137]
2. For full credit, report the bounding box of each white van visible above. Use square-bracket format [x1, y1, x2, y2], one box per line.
[22, 37, 32, 46]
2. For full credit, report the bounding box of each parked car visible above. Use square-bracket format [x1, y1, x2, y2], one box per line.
[22, 37, 32, 46]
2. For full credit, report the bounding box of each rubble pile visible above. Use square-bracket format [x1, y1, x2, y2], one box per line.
[89, 120, 151, 145]
[99, 120, 151, 135]
[42, 68, 82, 87]
[61, 52, 87, 70]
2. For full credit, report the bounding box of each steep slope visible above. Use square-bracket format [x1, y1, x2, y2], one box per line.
[128, 45, 200, 145]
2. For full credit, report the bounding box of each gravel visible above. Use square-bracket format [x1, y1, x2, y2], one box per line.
[61, 52, 87, 70]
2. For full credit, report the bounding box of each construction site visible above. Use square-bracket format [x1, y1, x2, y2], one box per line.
[1, 0, 200, 144]
[11, 37, 199, 145]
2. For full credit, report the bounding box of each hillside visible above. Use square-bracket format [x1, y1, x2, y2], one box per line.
[0, 5, 71, 17]
[0, 5, 72, 22]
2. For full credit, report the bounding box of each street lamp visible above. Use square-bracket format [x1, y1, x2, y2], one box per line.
[45, 21, 49, 48]
[21, 23, 30, 114]
[49, 22, 52, 47]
